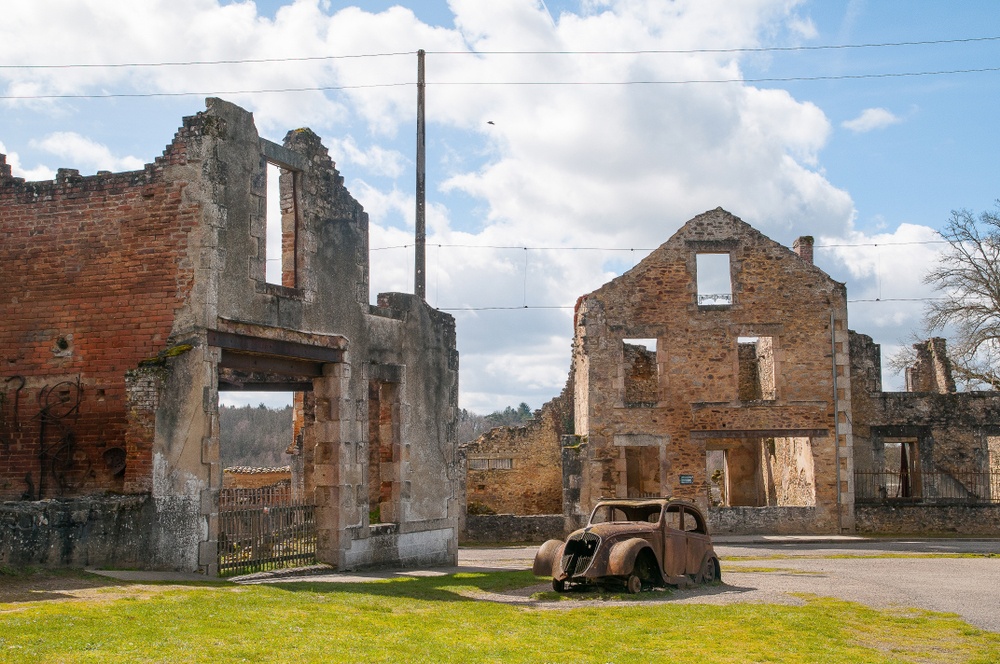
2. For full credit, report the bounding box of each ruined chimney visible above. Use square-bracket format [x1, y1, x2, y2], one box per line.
[0, 154, 10, 180]
[906, 337, 956, 393]
[793, 236, 814, 264]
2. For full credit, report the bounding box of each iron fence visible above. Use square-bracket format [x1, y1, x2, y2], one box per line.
[855, 470, 1000, 504]
[218, 487, 315, 576]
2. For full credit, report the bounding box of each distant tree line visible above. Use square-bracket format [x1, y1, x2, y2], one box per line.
[219, 403, 294, 468]
[220, 401, 534, 468]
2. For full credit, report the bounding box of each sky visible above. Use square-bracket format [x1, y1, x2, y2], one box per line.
[2, 0, 999, 413]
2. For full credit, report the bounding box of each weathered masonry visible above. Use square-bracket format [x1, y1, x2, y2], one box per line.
[850, 335, 1000, 535]
[464, 208, 854, 536]
[465, 208, 1000, 539]
[566, 208, 853, 533]
[0, 99, 461, 573]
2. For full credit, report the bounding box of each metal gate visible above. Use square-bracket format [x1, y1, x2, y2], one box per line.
[218, 486, 316, 576]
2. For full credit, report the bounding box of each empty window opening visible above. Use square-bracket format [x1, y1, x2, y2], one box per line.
[623, 338, 658, 407]
[696, 253, 732, 306]
[368, 381, 400, 524]
[706, 449, 727, 506]
[218, 391, 296, 504]
[738, 336, 776, 400]
[883, 439, 920, 499]
[706, 436, 814, 507]
[264, 161, 298, 287]
[624, 446, 660, 498]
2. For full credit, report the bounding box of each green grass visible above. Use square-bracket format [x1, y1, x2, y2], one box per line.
[1, 570, 998, 663]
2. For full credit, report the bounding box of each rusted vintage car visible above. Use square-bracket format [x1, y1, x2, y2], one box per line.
[533, 498, 720, 593]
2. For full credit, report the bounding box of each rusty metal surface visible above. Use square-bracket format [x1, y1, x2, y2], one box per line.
[535, 497, 719, 591]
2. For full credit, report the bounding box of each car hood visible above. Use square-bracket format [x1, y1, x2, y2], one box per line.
[574, 521, 657, 539]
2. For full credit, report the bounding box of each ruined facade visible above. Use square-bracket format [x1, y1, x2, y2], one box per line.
[465, 208, 1000, 537]
[1, 99, 461, 572]
[566, 208, 852, 533]
[850, 335, 1000, 533]
[466, 208, 854, 534]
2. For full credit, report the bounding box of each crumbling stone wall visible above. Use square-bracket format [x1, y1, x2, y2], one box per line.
[1, 99, 461, 573]
[571, 208, 853, 533]
[851, 333, 1000, 524]
[0, 495, 153, 568]
[464, 381, 572, 515]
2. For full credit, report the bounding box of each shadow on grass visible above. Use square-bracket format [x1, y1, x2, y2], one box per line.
[252, 571, 759, 608]
[0, 568, 226, 606]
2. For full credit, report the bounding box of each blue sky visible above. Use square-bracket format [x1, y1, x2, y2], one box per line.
[2, 0, 999, 412]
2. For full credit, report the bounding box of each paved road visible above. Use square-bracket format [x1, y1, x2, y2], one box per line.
[458, 539, 1000, 632]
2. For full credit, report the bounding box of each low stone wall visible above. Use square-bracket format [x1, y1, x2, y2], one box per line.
[1, 495, 153, 569]
[461, 514, 566, 544]
[708, 506, 823, 535]
[856, 503, 1000, 536]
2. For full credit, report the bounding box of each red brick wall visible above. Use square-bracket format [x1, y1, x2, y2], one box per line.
[0, 147, 200, 501]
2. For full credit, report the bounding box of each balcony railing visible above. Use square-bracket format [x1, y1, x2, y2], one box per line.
[854, 470, 1000, 504]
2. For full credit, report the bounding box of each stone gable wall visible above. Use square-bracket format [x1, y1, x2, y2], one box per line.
[572, 208, 852, 532]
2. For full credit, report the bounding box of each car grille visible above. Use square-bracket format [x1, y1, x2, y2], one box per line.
[561, 532, 601, 576]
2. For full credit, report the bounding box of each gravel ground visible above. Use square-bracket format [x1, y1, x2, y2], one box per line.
[458, 539, 1000, 632]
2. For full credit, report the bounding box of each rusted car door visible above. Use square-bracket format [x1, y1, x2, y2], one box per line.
[681, 505, 712, 574]
[660, 503, 687, 576]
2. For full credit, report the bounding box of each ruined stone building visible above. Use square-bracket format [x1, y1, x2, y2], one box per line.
[1, 98, 461, 572]
[467, 208, 853, 535]
[565, 208, 852, 533]
[465, 208, 1000, 537]
[850, 335, 1000, 533]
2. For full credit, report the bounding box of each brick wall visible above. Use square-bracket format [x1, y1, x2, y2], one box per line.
[0, 140, 201, 501]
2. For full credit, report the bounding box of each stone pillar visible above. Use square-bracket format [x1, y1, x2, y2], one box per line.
[313, 362, 349, 567]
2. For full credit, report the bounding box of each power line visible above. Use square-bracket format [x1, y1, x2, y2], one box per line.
[430, 66, 1000, 86]
[3, 35, 997, 70]
[5, 66, 1000, 101]
[435, 297, 945, 312]
[370, 239, 948, 252]
[0, 82, 409, 101]
[429, 35, 1000, 56]
[0, 51, 414, 70]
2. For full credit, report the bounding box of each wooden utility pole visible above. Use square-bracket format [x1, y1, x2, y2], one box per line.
[415, 49, 426, 300]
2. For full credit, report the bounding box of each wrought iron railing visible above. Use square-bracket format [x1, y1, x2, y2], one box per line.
[854, 470, 1000, 504]
[220, 485, 294, 509]
[697, 293, 732, 306]
[218, 487, 316, 576]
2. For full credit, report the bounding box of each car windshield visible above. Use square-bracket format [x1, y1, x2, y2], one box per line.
[589, 503, 662, 524]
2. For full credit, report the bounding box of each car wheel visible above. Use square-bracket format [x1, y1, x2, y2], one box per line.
[699, 556, 720, 584]
[626, 573, 642, 594]
[552, 578, 566, 592]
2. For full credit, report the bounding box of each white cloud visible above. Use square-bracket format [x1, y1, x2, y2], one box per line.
[326, 137, 407, 178]
[842, 107, 902, 133]
[816, 221, 945, 389]
[0, 140, 55, 181]
[30, 132, 144, 173]
[3, 0, 909, 412]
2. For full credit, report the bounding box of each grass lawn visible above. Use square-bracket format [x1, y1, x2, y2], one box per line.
[1, 569, 998, 663]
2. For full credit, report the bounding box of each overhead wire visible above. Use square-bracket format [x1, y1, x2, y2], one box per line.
[2, 35, 997, 70]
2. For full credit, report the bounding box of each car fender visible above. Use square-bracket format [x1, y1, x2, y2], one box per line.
[532, 538, 566, 577]
[607, 537, 655, 577]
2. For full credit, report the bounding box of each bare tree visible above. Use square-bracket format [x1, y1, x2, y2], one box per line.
[922, 203, 1000, 389]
